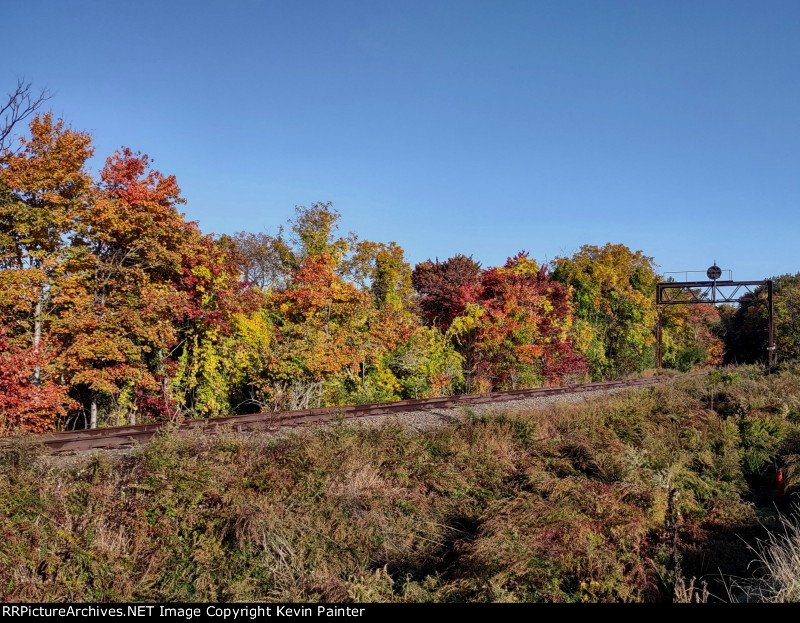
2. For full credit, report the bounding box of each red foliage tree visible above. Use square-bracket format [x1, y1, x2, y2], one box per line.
[446, 253, 587, 390]
[411, 254, 482, 329]
[0, 328, 72, 434]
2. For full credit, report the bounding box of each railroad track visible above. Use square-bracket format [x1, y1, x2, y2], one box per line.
[13, 376, 675, 454]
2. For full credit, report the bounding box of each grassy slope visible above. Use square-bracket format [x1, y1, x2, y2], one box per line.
[2, 365, 800, 603]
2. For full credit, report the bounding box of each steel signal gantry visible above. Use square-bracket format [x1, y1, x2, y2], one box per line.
[655, 264, 774, 368]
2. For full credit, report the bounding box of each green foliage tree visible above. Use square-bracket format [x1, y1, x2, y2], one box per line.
[551, 243, 658, 379]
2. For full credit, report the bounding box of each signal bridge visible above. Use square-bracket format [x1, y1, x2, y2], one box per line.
[655, 264, 774, 367]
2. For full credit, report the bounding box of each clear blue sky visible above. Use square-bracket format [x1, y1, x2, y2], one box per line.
[4, 0, 798, 281]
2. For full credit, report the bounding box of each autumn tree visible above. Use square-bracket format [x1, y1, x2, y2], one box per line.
[355, 240, 462, 400]
[0, 327, 72, 435]
[289, 201, 355, 266]
[411, 254, 482, 328]
[263, 253, 372, 408]
[232, 202, 355, 287]
[171, 234, 259, 417]
[233, 205, 463, 407]
[0, 114, 93, 354]
[344, 241, 409, 305]
[0, 108, 95, 432]
[0, 113, 93, 432]
[54, 148, 198, 427]
[447, 253, 586, 391]
[551, 244, 658, 379]
[659, 299, 724, 371]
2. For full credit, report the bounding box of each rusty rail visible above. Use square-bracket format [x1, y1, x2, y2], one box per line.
[8, 376, 676, 454]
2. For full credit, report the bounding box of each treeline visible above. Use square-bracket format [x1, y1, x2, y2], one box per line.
[0, 104, 787, 435]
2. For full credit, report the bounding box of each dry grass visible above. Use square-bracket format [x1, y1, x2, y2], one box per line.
[673, 576, 710, 603]
[725, 505, 800, 602]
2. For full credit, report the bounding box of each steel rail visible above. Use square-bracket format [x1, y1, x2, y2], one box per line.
[7, 376, 676, 454]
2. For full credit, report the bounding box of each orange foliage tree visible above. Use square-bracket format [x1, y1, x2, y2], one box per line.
[264, 252, 372, 407]
[0, 113, 93, 431]
[0, 113, 93, 353]
[53, 149, 198, 427]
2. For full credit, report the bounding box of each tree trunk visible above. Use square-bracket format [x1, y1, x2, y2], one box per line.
[89, 397, 98, 429]
[32, 290, 44, 384]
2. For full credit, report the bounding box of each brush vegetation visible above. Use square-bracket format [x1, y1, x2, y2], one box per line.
[3, 365, 800, 602]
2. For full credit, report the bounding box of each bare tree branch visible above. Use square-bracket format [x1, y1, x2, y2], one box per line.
[0, 78, 51, 154]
